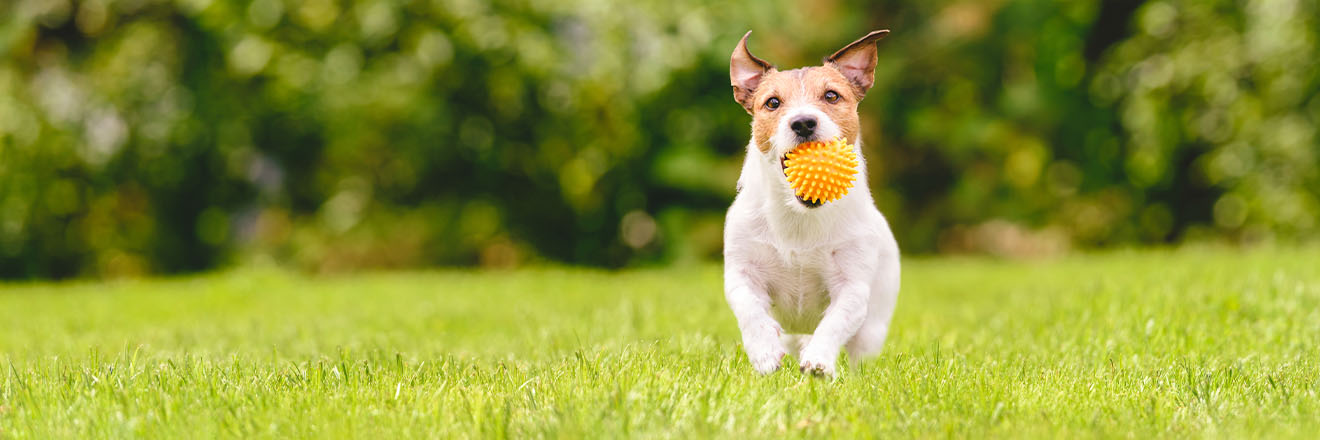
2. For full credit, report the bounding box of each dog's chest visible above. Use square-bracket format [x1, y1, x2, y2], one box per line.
[761, 247, 834, 333]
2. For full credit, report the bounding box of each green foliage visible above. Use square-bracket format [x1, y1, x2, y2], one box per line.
[1, 0, 1317, 277]
[2, 248, 1320, 436]
[1095, 0, 1320, 241]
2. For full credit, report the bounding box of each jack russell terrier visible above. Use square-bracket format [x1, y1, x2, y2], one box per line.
[723, 30, 900, 377]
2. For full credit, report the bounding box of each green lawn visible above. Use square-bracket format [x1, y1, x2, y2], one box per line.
[2, 247, 1318, 438]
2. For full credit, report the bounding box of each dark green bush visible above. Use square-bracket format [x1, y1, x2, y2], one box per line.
[1, 0, 1316, 278]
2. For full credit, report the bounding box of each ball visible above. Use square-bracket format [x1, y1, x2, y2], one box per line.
[783, 137, 859, 204]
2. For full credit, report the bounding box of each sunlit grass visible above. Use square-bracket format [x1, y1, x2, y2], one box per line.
[2, 247, 1318, 437]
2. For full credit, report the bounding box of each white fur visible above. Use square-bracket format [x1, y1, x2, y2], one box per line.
[723, 103, 900, 377]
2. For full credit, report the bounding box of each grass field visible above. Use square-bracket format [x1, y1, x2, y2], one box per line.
[2, 247, 1319, 438]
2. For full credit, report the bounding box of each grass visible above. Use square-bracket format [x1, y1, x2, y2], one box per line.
[1, 247, 1319, 438]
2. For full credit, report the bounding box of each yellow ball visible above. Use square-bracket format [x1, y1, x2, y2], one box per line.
[783, 137, 859, 204]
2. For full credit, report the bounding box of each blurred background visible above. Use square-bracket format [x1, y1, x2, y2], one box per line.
[0, 0, 1316, 279]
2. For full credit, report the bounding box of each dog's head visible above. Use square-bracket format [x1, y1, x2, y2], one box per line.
[731, 30, 887, 207]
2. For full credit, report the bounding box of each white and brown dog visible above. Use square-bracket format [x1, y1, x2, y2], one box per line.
[723, 30, 900, 377]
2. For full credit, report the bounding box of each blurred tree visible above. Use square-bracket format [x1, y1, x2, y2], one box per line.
[1095, 0, 1319, 242]
[0, 0, 1315, 278]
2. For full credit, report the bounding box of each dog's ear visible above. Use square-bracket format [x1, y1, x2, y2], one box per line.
[730, 30, 774, 114]
[826, 30, 889, 99]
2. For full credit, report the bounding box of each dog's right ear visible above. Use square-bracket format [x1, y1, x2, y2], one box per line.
[730, 31, 774, 114]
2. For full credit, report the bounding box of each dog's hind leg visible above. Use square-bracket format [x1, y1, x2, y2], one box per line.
[780, 333, 813, 358]
[846, 261, 900, 362]
[845, 315, 891, 362]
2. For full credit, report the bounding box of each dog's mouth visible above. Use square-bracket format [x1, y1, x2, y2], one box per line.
[781, 153, 821, 208]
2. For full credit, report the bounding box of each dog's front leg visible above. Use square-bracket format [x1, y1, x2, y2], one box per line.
[798, 280, 868, 377]
[725, 269, 787, 374]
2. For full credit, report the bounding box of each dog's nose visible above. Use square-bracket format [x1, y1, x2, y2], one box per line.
[790, 116, 817, 138]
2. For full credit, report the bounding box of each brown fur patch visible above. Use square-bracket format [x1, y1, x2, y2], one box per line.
[748, 67, 862, 154]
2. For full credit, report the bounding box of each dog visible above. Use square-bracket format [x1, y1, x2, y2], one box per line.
[723, 30, 900, 377]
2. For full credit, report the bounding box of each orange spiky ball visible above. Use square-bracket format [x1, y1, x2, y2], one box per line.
[783, 137, 859, 204]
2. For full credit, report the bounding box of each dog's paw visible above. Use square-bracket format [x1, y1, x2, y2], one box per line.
[798, 358, 836, 378]
[744, 334, 788, 375]
[748, 348, 787, 375]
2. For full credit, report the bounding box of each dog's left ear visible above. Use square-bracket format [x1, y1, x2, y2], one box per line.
[826, 30, 889, 99]
[731, 31, 775, 114]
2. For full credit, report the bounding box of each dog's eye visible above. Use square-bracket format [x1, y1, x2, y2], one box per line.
[764, 97, 780, 110]
[824, 90, 840, 103]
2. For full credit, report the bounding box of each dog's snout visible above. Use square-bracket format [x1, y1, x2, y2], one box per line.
[790, 116, 817, 138]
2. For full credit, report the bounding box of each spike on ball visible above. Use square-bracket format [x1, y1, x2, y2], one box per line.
[782, 137, 859, 204]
